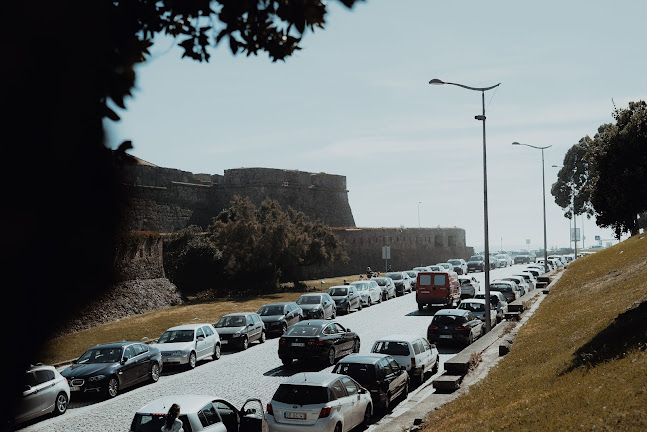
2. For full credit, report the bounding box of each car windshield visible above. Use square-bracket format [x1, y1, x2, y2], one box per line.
[258, 305, 285, 316]
[429, 266, 443, 271]
[215, 315, 246, 327]
[406, 271, 417, 278]
[333, 363, 376, 386]
[469, 256, 482, 261]
[372, 341, 411, 356]
[296, 295, 322, 305]
[77, 347, 122, 364]
[432, 315, 461, 326]
[158, 330, 194, 343]
[459, 302, 484, 312]
[386, 273, 402, 280]
[448, 260, 460, 265]
[374, 279, 387, 286]
[352, 283, 369, 291]
[132, 414, 192, 432]
[272, 384, 329, 405]
[328, 287, 348, 296]
[460, 279, 472, 286]
[285, 325, 321, 337]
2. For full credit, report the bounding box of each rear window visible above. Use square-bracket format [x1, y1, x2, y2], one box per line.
[131, 414, 192, 432]
[328, 287, 348, 296]
[272, 384, 329, 405]
[285, 325, 321, 337]
[433, 274, 447, 286]
[490, 283, 511, 292]
[372, 341, 411, 356]
[418, 274, 432, 286]
[386, 273, 402, 280]
[332, 363, 377, 387]
[432, 314, 463, 326]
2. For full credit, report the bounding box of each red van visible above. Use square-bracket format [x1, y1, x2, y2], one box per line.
[416, 271, 460, 311]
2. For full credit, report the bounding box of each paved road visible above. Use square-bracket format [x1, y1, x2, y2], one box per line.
[20, 264, 529, 432]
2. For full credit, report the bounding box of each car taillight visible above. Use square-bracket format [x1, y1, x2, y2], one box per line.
[411, 357, 416, 368]
[319, 407, 332, 418]
[266, 403, 273, 415]
[455, 326, 467, 330]
[278, 339, 286, 345]
[308, 339, 325, 346]
[428, 325, 438, 330]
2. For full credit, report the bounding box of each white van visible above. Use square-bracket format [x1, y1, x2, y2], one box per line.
[370, 334, 439, 384]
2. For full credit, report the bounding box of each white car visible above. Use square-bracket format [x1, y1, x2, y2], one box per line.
[447, 259, 468, 275]
[514, 272, 537, 290]
[266, 372, 372, 432]
[370, 334, 439, 384]
[489, 279, 521, 304]
[475, 291, 508, 323]
[495, 253, 514, 267]
[153, 323, 221, 369]
[458, 276, 480, 298]
[130, 394, 263, 432]
[12, 365, 70, 426]
[350, 280, 382, 306]
[503, 276, 528, 296]
[458, 299, 498, 327]
[435, 262, 454, 273]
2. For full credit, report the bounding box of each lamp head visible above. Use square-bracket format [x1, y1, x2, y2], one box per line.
[428, 79, 445, 85]
[512, 142, 520, 145]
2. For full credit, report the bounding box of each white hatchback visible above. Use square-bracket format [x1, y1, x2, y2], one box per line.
[370, 334, 439, 384]
[12, 365, 70, 427]
[349, 280, 382, 306]
[266, 372, 372, 432]
[152, 323, 221, 369]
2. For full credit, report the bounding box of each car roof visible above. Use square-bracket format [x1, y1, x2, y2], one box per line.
[373, 334, 422, 343]
[136, 395, 226, 414]
[91, 341, 135, 349]
[282, 372, 346, 387]
[27, 364, 56, 372]
[492, 280, 514, 285]
[166, 324, 210, 331]
[261, 302, 294, 306]
[293, 319, 331, 328]
[434, 308, 469, 316]
[222, 312, 256, 317]
[460, 298, 485, 304]
[336, 353, 390, 365]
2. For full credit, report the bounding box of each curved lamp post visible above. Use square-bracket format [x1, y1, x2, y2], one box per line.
[429, 79, 500, 333]
[552, 164, 577, 258]
[513, 142, 552, 273]
[418, 201, 422, 228]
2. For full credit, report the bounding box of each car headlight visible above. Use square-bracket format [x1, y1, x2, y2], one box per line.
[89, 375, 105, 382]
[172, 351, 184, 356]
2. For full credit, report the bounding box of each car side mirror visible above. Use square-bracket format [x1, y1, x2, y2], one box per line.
[71, 358, 78, 364]
[197, 336, 205, 341]
[24, 385, 32, 392]
[359, 387, 367, 394]
[346, 328, 351, 332]
[121, 357, 129, 364]
[400, 366, 407, 371]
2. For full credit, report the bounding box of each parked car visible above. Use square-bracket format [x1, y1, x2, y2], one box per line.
[535, 258, 554, 272]
[416, 271, 460, 311]
[523, 267, 542, 279]
[502, 276, 528, 296]
[467, 255, 486, 272]
[489, 280, 521, 303]
[491, 254, 505, 268]
[435, 263, 453, 273]
[457, 298, 498, 327]
[370, 334, 438, 384]
[457, 275, 480, 299]
[495, 253, 513, 267]
[12, 365, 70, 427]
[296, 293, 337, 320]
[514, 252, 531, 264]
[549, 257, 564, 270]
[153, 323, 221, 369]
[332, 354, 409, 412]
[130, 394, 263, 432]
[373, 277, 397, 301]
[427, 309, 484, 346]
[350, 280, 382, 307]
[548, 255, 568, 268]
[385, 271, 413, 295]
[327, 286, 362, 315]
[257, 302, 303, 336]
[514, 272, 537, 290]
[61, 341, 162, 399]
[265, 372, 372, 432]
[475, 291, 508, 323]
[214, 312, 266, 351]
[278, 320, 360, 367]
[405, 270, 419, 283]
[447, 259, 468, 275]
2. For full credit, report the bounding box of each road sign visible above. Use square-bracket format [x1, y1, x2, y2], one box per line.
[525, 239, 531, 244]
[571, 228, 580, 242]
[595, 235, 601, 241]
[382, 246, 391, 259]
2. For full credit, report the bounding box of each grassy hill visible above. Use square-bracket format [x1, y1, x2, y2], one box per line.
[422, 234, 647, 431]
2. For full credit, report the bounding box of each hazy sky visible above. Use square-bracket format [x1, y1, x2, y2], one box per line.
[105, 0, 645, 252]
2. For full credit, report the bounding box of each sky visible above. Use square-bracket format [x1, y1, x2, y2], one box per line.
[105, 0, 646, 253]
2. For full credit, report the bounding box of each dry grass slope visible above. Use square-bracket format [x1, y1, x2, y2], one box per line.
[422, 234, 647, 431]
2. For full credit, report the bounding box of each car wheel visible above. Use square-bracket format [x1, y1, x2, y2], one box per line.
[384, 393, 391, 412]
[260, 331, 266, 343]
[362, 405, 372, 427]
[188, 351, 197, 369]
[326, 348, 336, 366]
[432, 360, 439, 375]
[352, 339, 360, 353]
[402, 379, 409, 399]
[281, 358, 292, 367]
[214, 343, 221, 360]
[331, 309, 336, 319]
[368, 298, 372, 307]
[418, 303, 424, 312]
[281, 323, 288, 334]
[241, 337, 249, 351]
[345, 304, 351, 315]
[106, 377, 119, 398]
[358, 301, 363, 311]
[149, 362, 161, 383]
[468, 333, 474, 346]
[334, 423, 342, 432]
[54, 392, 68, 415]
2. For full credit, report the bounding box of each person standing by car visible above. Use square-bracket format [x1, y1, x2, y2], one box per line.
[161, 403, 183, 432]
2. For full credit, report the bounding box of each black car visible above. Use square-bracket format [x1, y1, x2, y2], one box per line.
[327, 285, 362, 315]
[61, 342, 162, 399]
[295, 293, 337, 320]
[278, 320, 360, 367]
[427, 309, 484, 346]
[214, 312, 266, 350]
[466, 255, 486, 272]
[385, 272, 412, 296]
[332, 353, 409, 412]
[257, 302, 303, 336]
[514, 253, 530, 264]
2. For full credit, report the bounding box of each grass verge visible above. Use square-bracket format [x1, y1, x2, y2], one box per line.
[39, 274, 362, 365]
[421, 234, 647, 431]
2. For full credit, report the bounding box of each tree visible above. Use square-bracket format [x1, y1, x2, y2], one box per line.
[209, 196, 347, 292]
[586, 100, 647, 238]
[3, 0, 362, 417]
[551, 136, 595, 221]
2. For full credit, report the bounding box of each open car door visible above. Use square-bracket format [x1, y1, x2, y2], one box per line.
[239, 398, 264, 432]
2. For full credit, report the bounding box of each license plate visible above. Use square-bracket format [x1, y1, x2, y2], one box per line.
[221, 340, 228, 345]
[420, 290, 429, 294]
[284, 411, 306, 419]
[70, 386, 81, 391]
[439, 335, 452, 339]
[291, 342, 305, 347]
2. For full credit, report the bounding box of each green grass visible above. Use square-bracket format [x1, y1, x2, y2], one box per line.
[421, 234, 647, 431]
[38, 274, 361, 365]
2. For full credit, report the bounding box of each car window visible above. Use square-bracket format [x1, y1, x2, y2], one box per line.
[323, 324, 335, 335]
[340, 376, 358, 396]
[203, 326, 214, 337]
[272, 384, 329, 404]
[418, 274, 432, 286]
[372, 341, 410, 356]
[133, 343, 148, 356]
[330, 379, 347, 400]
[433, 274, 447, 286]
[131, 414, 193, 432]
[198, 403, 221, 427]
[252, 314, 262, 325]
[123, 345, 135, 360]
[349, 287, 356, 295]
[297, 295, 322, 305]
[433, 315, 461, 326]
[379, 358, 394, 375]
[422, 338, 432, 351]
[285, 325, 321, 337]
[388, 358, 401, 373]
[33, 369, 55, 385]
[196, 327, 205, 338]
[246, 315, 254, 326]
[334, 323, 346, 334]
[328, 287, 348, 296]
[412, 340, 423, 355]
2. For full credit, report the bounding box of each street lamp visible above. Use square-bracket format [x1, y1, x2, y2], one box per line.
[513, 142, 552, 273]
[552, 164, 577, 258]
[429, 78, 500, 333]
[418, 202, 422, 228]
